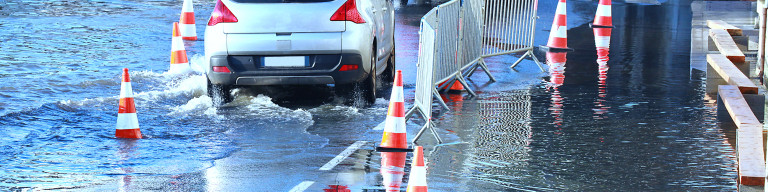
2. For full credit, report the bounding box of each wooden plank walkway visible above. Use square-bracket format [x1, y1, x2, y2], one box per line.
[707, 20, 743, 36]
[709, 29, 746, 63]
[718, 85, 765, 186]
[707, 54, 759, 94]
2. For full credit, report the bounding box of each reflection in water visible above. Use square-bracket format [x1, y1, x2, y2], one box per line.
[464, 90, 534, 190]
[593, 70, 610, 119]
[546, 52, 567, 88]
[323, 185, 351, 192]
[117, 140, 136, 192]
[549, 88, 564, 133]
[546, 51, 566, 131]
[593, 27, 612, 119]
[380, 152, 406, 192]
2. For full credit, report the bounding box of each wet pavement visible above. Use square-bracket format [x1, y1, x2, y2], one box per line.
[0, 0, 741, 191]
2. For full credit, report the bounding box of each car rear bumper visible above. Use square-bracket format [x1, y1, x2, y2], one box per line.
[207, 53, 367, 86]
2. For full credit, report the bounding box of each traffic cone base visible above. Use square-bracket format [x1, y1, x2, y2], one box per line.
[589, 23, 614, 28]
[116, 128, 142, 139]
[540, 45, 573, 53]
[381, 132, 408, 149]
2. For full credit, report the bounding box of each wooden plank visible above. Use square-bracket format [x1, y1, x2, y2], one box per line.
[718, 85, 765, 186]
[737, 128, 765, 186]
[707, 20, 743, 36]
[707, 54, 759, 94]
[709, 29, 746, 63]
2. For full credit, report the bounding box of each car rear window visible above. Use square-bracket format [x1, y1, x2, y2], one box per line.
[231, 0, 334, 3]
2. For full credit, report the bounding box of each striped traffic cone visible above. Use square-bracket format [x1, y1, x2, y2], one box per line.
[438, 80, 464, 92]
[116, 68, 142, 139]
[170, 22, 191, 73]
[406, 146, 428, 192]
[377, 70, 412, 192]
[590, 0, 612, 28]
[540, 0, 573, 53]
[592, 0, 612, 67]
[179, 0, 197, 41]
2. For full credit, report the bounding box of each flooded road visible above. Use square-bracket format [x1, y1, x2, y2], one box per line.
[0, 0, 738, 191]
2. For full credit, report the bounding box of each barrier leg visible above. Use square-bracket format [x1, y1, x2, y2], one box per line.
[429, 121, 442, 143]
[412, 122, 430, 144]
[529, 50, 545, 71]
[433, 88, 450, 110]
[476, 58, 497, 82]
[528, 50, 546, 72]
[412, 120, 442, 144]
[466, 63, 479, 78]
[509, 51, 546, 72]
[455, 74, 478, 96]
[510, 53, 527, 69]
[438, 77, 455, 92]
[405, 106, 418, 121]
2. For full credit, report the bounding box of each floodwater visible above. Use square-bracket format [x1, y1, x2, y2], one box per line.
[0, 0, 737, 191]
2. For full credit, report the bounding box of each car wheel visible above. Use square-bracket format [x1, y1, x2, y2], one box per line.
[362, 48, 378, 104]
[207, 78, 233, 104]
[337, 47, 377, 106]
[381, 47, 396, 85]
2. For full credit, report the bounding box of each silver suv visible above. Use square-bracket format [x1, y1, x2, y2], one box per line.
[204, 0, 396, 104]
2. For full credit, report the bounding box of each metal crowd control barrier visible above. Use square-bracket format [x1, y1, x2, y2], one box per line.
[407, 9, 444, 143]
[474, 0, 544, 73]
[406, 0, 540, 143]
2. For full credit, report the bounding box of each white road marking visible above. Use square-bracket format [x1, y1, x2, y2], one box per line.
[319, 141, 368, 171]
[289, 181, 315, 192]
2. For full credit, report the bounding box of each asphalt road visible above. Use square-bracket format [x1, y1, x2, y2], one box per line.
[0, 0, 740, 191]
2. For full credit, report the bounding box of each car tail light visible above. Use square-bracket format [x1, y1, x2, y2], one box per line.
[330, 0, 365, 24]
[208, 0, 238, 26]
[213, 66, 231, 73]
[339, 64, 358, 71]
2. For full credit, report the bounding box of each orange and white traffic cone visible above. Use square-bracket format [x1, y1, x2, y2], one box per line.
[116, 68, 142, 139]
[590, 0, 612, 29]
[592, 0, 612, 74]
[406, 146, 428, 192]
[377, 70, 412, 192]
[179, 0, 197, 41]
[540, 0, 572, 53]
[170, 22, 191, 73]
[438, 80, 464, 92]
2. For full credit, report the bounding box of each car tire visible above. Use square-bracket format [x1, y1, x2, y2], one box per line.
[207, 78, 233, 104]
[338, 47, 377, 105]
[381, 47, 396, 85]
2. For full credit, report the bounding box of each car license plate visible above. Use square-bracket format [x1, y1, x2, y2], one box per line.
[263, 56, 307, 67]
